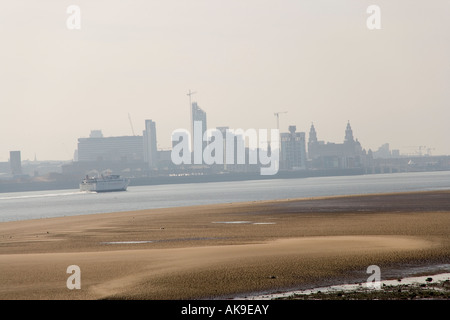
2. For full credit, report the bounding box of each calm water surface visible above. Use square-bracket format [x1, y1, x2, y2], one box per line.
[1, 171, 449, 222]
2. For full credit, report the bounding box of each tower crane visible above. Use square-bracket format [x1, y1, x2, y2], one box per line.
[128, 113, 136, 136]
[187, 89, 197, 107]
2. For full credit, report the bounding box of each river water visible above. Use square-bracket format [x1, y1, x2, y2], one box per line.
[1, 171, 449, 222]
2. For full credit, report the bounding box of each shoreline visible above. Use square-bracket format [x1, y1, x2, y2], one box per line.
[232, 262, 450, 300]
[0, 190, 449, 300]
[238, 271, 450, 300]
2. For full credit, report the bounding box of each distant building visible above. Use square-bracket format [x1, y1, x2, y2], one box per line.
[9, 151, 22, 175]
[77, 130, 143, 162]
[191, 101, 207, 158]
[0, 161, 9, 175]
[207, 127, 260, 173]
[225, 131, 248, 171]
[308, 122, 366, 169]
[89, 130, 103, 138]
[216, 127, 229, 170]
[372, 143, 391, 159]
[143, 120, 158, 168]
[281, 126, 306, 170]
[372, 143, 401, 159]
[392, 149, 400, 157]
[157, 150, 172, 166]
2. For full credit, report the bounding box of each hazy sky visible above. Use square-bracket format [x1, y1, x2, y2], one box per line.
[1, 0, 449, 161]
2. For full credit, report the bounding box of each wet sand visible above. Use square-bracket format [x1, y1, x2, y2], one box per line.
[0, 190, 449, 300]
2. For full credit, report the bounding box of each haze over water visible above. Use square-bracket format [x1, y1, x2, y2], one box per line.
[1, 171, 449, 222]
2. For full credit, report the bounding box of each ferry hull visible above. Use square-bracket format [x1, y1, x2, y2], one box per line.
[80, 178, 130, 192]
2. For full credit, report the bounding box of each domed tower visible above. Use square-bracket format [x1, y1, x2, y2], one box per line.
[308, 123, 318, 145]
[308, 123, 318, 160]
[344, 121, 354, 143]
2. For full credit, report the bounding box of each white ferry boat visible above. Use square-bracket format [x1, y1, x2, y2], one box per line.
[80, 174, 130, 192]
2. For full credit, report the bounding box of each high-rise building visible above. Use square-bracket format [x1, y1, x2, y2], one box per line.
[191, 101, 207, 162]
[281, 126, 306, 170]
[143, 120, 158, 168]
[9, 151, 22, 175]
[216, 127, 229, 169]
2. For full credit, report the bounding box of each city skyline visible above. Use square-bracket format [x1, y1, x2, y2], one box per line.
[1, 1, 449, 161]
[0, 101, 445, 162]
